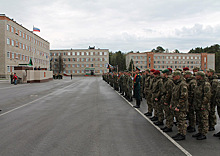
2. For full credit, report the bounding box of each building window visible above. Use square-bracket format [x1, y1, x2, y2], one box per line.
[77, 52, 80, 56]
[187, 56, 189, 59]
[7, 66, 10, 72]
[82, 52, 84, 56]
[82, 58, 85, 61]
[68, 58, 71, 61]
[82, 64, 84, 67]
[72, 70, 75, 73]
[72, 64, 75, 67]
[100, 64, 103, 67]
[104, 52, 107, 55]
[68, 52, 71, 56]
[11, 27, 14, 33]
[77, 70, 80, 73]
[23, 44, 25, 49]
[86, 64, 89, 67]
[86, 58, 89, 61]
[68, 64, 70, 68]
[12, 53, 14, 59]
[7, 38, 10, 44]
[7, 52, 10, 58]
[11, 40, 14, 46]
[91, 52, 93, 56]
[100, 52, 103, 55]
[77, 64, 80, 67]
[170, 56, 173, 59]
[72, 52, 75, 55]
[91, 64, 94, 67]
[174, 56, 177, 59]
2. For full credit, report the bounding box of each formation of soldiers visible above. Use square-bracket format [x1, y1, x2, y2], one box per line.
[102, 67, 220, 141]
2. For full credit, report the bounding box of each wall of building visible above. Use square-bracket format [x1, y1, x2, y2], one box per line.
[0, 20, 6, 77]
[50, 48, 109, 76]
[0, 14, 50, 78]
[126, 52, 215, 71]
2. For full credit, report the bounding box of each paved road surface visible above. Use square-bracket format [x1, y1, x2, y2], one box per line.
[0, 77, 219, 156]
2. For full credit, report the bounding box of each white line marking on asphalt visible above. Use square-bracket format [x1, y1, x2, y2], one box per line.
[0, 83, 30, 90]
[0, 80, 83, 117]
[111, 86, 192, 156]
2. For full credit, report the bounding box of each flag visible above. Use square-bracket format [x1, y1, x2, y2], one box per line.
[33, 27, 40, 32]
[29, 58, 33, 66]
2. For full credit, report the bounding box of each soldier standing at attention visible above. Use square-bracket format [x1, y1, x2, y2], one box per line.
[206, 68, 219, 131]
[152, 70, 164, 126]
[133, 67, 142, 108]
[127, 72, 133, 102]
[160, 69, 174, 132]
[170, 71, 188, 141]
[192, 71, 211, 140]
[144, 69, 153, 116]
[184, 71, 197, 133]
[213, 83, 220, 138]
[141, 70, 146, 99]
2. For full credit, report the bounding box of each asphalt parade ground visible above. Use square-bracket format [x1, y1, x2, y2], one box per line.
[0, 77, 219, 156]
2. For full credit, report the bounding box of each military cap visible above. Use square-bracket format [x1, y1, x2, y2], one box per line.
[150, 69, 156, 72]
[175, 68, 182, 72]
[196, 71, 205, 77]
[172, 71, 181, 76]
[184, 71, 192, 75]
[162, 69, 169, 73]
[193, 67, 200, 71]
[153, 70, 160, 75]
[183, 67, 189, 71]
[136, 67, 140, 71]
[207, 68, 215, 73]
[167, 68, 172, 72]
[145, 68, 150, 72]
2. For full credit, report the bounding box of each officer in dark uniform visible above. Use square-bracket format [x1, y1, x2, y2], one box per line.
[133, 67, 142, 108]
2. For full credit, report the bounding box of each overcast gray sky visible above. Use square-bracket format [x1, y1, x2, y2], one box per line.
[1, 0, 220, 53]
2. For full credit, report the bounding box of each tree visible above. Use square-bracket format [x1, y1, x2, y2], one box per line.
[51, 55, 66, 74]
[128, 59, 135, 71]
[109, 51, 126, 72]
[174, 49, 180, 53]
[151, 46, 165, 53]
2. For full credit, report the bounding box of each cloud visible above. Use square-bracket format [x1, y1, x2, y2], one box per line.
[1, 0, 220, 53]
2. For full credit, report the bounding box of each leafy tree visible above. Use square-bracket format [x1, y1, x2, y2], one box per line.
[109, 51, 126, 72]
[174, 49, 180, 53]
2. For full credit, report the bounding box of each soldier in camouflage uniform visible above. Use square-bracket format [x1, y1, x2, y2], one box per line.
[152, 70, 164, 125]
[160, 69, 174, 132]
[143, 69, 151, 115]
[183, 71, 197, 133]
[213, 82, 220, 138]
[207, 68, 219, 131]
[141, 71, 146, 99]
[192, 71, 211, 140]
[127, 72, 133, 102]
[170, 71, 188, 141]
[146, 69, 156, 118]
[118, 72, 123, 93]
[113, 72, 119, 91]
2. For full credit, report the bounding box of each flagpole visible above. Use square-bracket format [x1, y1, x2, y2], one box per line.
[32, 25, 35, 71]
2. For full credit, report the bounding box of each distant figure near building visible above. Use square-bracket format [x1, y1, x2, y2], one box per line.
[10, 72, 13, 84]
[71, 74, 72, 80]
[13, 73, 17, 85]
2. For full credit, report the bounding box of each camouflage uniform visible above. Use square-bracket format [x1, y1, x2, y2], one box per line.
[113, 73, 119, 91]
[141, 73, 146, 98]
[152, 75, 163, 121]
[145, 75, 154, 114]
[193, 78, 211, 136]
[127, 75, 133, 101]
[118, 73, 123, 93]
[161, 76, 174, 129]
[170, 76, 188, 136]
[207, 74, 219, 129]
[185, 75, 197, 129]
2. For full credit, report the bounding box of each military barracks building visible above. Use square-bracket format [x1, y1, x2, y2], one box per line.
[50, 47, 109, 76]
[126, 52, 215, 71]
[0, 14, 50, 78]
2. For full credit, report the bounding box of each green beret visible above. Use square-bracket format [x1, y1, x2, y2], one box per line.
[196, 71, 205, 77]
[136, 67, 140, 71]
[145, 68, 150, 72]
[184, 71, 192, 75]
[162, 69, 169, 73]
[175, 68, 182, 72]
[172, 71, 181, 76]
[193, 67, 200, 71]
[207, 68, 215, 73]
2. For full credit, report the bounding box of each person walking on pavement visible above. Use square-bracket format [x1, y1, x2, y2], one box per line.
[133, 67, 142, 108]
[71, 74, 73, 80]
[13, 73, 18, 85]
